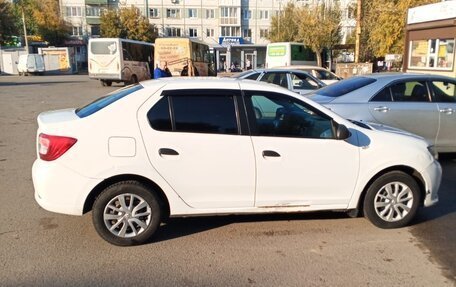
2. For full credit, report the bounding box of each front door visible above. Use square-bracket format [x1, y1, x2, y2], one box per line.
[244, 91, 360, 207]
[368, 80, 439, 145]
[138, 89, 256, 209]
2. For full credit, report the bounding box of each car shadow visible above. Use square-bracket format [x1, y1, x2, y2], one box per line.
[0, 81, 87, 86]
[151, 211, 349, 243]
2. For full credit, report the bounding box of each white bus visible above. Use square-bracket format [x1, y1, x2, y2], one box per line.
[89, 38, 154, 86]
[265, 42, 317, 68]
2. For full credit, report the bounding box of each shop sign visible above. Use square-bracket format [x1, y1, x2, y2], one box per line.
[219, 37, 244, 46]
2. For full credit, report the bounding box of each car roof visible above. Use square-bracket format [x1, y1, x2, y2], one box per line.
[273, 65, 328, 70]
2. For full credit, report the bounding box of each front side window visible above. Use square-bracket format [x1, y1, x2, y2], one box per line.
[430, 80, 456, 102]
[390, 81, 429, 102]
[246, 92, 335, 139]
[290, 73, 320, 90]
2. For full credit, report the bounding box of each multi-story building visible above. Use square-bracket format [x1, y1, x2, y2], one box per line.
[59, 0, 355, 70]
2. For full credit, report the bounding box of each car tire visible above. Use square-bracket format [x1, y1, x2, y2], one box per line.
[105, 80, 112, 87]
[363, 171, 420, 229]
[92, 181, 162, 246]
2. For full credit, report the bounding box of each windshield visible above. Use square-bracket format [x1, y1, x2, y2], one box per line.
[76, 85, 143, 118]
[315, 77, 376, 97]
[91, 41, 118, 55]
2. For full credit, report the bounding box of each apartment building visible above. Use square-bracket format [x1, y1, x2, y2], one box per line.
[59, 0, 355, 69]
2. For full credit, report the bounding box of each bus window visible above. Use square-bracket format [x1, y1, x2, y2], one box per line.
[91, 41, 117, 55]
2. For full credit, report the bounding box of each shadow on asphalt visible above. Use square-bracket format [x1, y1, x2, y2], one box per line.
[152, 211, 350, 243]
[0, 81, 87, 86]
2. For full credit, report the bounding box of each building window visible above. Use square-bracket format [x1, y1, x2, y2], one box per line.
[72, 26, 83, 36]
[260, 29, 269, 38]
[166, 27, 182, 37]
[243, 9, 251, 20]
[206, 9, 215, 19]
[409, 38, 455, 70]
[243, 29, 251, 38]
[91, 25, 100, 36]
[220, 7, 238, 25]
[221, 26, 240, 37]
[206, 28, 214, 37]
[188, 8, 197, 18]
[149, 8, 159, 18]
[66, 6, 82, 17]
[86, 6, 100, 17]
[259, 10, 269, 20]
[189, 28, 198, 38]
[166, 8, 181, 18]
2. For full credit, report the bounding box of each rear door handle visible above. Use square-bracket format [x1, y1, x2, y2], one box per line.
[262, 150, 281, 157]
[158, 148, 179, 156]
[373, 106, 390, 112]
[439, 108, 454, 115]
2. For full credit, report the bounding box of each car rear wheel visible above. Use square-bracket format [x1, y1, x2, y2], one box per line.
[92, 181, 162, 246]
[363, 171, 420, 229]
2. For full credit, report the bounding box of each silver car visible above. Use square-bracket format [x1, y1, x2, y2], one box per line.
[309, 73, 456, 152]
[234, 69, 326, 95]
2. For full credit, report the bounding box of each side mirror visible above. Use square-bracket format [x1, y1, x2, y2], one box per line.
[336, 124, 351, 140]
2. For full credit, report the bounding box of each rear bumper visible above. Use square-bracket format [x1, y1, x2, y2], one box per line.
[421, 159, 441, 207]
[89, 73, 122, 81]
[32, 159, 101, 216]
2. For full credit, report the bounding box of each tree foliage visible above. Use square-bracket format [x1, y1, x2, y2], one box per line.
[32, 0, 70, 45]
[268, 3, 342, 66]
[359, 0, 440, 61]
[101, 7, 157, 42]
[0, 0, 20, 45]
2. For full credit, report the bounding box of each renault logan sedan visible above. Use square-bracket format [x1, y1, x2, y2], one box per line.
[309, 73, 456, 152]
[33, 78, 441, 246]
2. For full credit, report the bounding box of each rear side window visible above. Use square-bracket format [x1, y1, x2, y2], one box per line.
[172, 95, 238, 134]
[147, 97, 172, 131]
[76, 85, 143, 118]
[316, 77, 376, 97]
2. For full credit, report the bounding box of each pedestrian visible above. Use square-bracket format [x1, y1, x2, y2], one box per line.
[154, 63, 164, 79]
[246, 58, 251, 70]
[163, 61, 172, 77]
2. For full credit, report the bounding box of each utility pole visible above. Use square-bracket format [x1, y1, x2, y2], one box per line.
[21, 5, 29, 53]
[354, 0, 361, 63]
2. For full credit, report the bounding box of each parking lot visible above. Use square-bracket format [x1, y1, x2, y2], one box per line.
[0, 75, 454, 286]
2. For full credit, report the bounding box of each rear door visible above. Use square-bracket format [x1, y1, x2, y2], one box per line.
[429, 79, 456, 151]
[138, 89, 256, 209]
[368, 80, 439, 144]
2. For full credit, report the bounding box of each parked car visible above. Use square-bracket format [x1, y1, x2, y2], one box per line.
[309, 73, 456, 153]
[273, 65, 342, 85]
[17, 54, 45, 76]
[234, 69, 326, 95]
[33, 78, 441, 246]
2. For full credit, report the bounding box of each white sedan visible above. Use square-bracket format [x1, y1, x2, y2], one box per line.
[33, 78, 441, 246]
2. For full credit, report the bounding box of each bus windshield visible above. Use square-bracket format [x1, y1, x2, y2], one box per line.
[91, 41, 118, 55]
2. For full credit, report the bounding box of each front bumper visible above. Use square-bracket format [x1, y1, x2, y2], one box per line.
[32, 159, 101, 216]
[421, 159, 441, 207]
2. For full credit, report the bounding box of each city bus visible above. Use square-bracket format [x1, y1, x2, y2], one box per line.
[265, 42, 317, 68]
[154, 37, 216, 77]
[88, 38, 154, 86]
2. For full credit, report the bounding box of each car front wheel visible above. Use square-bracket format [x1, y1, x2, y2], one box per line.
[363, 171, 420, 229]
[92, 181, 162, 246]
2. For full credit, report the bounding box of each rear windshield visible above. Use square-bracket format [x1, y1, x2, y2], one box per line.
[76, 85, 143, 118]
[91, 41, 118, 55]
[315, 77, 376, 98]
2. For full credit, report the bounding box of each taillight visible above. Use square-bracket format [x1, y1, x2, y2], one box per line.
[38, 133, 77, 161]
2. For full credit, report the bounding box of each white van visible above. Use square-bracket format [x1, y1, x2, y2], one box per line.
[17, 54, 45, 75]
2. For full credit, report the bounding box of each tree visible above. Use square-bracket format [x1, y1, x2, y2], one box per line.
[101, 7, 157, 42]
[32, 0, 70, 45]
[269, 3, 342, 67]
[359, 0, 439, 61]
[0, 0, 20, 45]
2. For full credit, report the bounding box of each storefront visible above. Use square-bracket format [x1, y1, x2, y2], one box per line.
[214, 37, 266, 72]
[404, 1, 456, 77]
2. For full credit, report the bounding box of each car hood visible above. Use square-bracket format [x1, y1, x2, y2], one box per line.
[361, 121, 426, 141]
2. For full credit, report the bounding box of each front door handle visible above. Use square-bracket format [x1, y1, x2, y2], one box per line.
[373, 106, 390, 112]
[262, 150, 281, 157]
[158, 148, 179, 156]
[439, 108, 454, 115]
